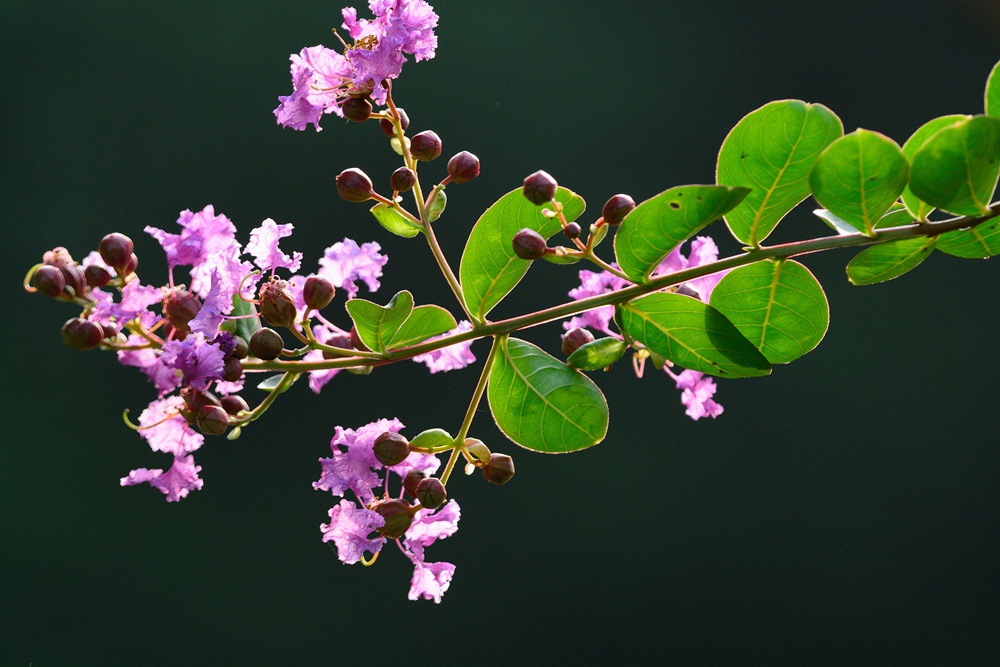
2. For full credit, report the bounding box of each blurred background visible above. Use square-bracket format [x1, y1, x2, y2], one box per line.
[2, 0, 998, 663]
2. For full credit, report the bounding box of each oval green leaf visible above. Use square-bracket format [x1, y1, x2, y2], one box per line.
[616, 293, 771, 378]
[936, 216, 1000, 258]
[909, 115, 1000, 217]
[387, 305, 457, 349]
[709, 259, 829, 364]
[987, 60, 999, 118]
[460, 187, 585, 321]
[900, 115, 970, 221]
[809, 129, 910, 235]
[487, 337, 609, 453]
[345, 290, 414, 353]
[717, 99, 844, 246]
[370, 203, 422, 238]
[566, 337, 628, 371]
[614, 185, 749, 283]
[846, 237, 937, 285]
[427, 188, 447, 222]
[409, 428, 454, 451]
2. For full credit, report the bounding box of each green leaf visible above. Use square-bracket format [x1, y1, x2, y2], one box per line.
[717, 99, 843, 245]
[220, 294, 261, 341]
[936, 216, 1000, 258]
[809, 129, 910, 235]
[257, 374, 295, 393]
[900, 115, 970, 221]
[540, 249, 582, 265]
[815, 205, 914, 236]
[487, 337, 608, 453]
[709, 259, 829, 364]
[987, 60, 1000, 118]
[588, 221, 609, 249]
[460, 187, 585, 321]
[617, 293, 771, 378]
[427, 188, 447, 222]
[566, 337, 628, 371]
[909, 115, 1000, 216]
[345, 290, 414, 353]
[387, 305, 457, 349]
[370, 203, 421, 238]
[846, 237, 937, 285]
[409, 428, 454, 450]
[614, 185, 749, 282]
[813, 209, 857, 236]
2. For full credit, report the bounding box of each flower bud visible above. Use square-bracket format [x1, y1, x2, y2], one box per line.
[390, 166, 417, 193]
[321, 333, 354, 359]
[101, 322, 119, 340]
[84, 264, 112, 288]
[512, 228, 547, 260]
[447, 151, 480, 184]
[403, 470, 427, 498]
[31, 265, 66, 297]
[231, 336, 249, 360]
[410, 130, 442, 162]
[380, 107, 409, 137]
[249, 327, 283, 360]
[258, 280, 297, 328]
[342, 96, 372, 122]
[601, 194, 636, 226]
[121, 253, 139, 276]
[220, 395, 250, 416]
[98, 233, 134, 271]
[522, 170, 558, 205]
[181, 387, 222, 415]
[222, 356, 244, 382]
[196, 405, 229, 436]
[61, 318, 104, 350]
[373, 431, 410, 467]
[464, 438, 491, 466]
[415, 478, 447, 510]
[563, 222, 582, 239]
[482, 453, 515, 485]
[302, 276, 335, 310]
[163, 289, 202, 330]
[336, 168, 375, 203]
[349, 326, 370, 352]
[59, 264, 87, 299]
[374, 498, 414, 539]
[561, 327, 595, 356]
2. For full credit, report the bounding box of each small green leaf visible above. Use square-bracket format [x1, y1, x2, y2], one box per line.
[370, 203, 421, 238]
[460, 187, 585, 321]
[900, 115, 970, 221]
[588, 222, 609, 248]
[257, 374, 286, 392]
[427, 188, 447, 222]
[566, 337, 628, 371]
[614, 185, 749, 283]
[846, 237, 937, 285]
[487, 337, 608, 453]
[617, 293, 771, 378]
[220, 294, 261, 341]
[813, 209, 857, 236]
[409, 428, 454, 451]
[709, 259, 829, 364]
[987, 60, 999, 118]
[345, 290, 414, 353]
[936, 216, 1000, 258]
[815, 205, 914, 236]
[540, 249, 582, 265]
[909, 115, 1000, 216]
[717, 100, 844, 245]
[809, 129, 910, 235]
[387, 305, 457, 349]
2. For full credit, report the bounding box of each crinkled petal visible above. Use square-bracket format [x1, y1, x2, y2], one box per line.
[118, 335, 181, 395]
[138, 396, 204, 455]
[404, 500, 460, 553]
[320, 499, 386, 564]
[408, 560, 455, 603]
[160, 333, 225, 390]
[673, 369, 724, 420]
[412, 321, 475, 374]
[246, 218, 303, 273]
[318, 239, 387, 299]
[121, 454, 203, 502]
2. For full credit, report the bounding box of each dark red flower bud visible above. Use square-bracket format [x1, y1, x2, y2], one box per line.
[321, 333, 354, 359]
[181, 387, 222, 415]
[302, 276, 335, 310]
[561, 327, 595, 356]
[220, 395, 250, 416]
[222, 356, 244, 382]
[349, 326, 370, 352]
[390, 166, 417, 193]
[163, 290, 202, 330]
[258, 280, 297, 328]
[415, 478, 447, 510]
[59, 264, 87, 299]
[61, 318, 104, 350]
[482, 453, 515, 485]
[336, 168, 375, 203]
[101, 322, 119, 340]
[522, 170, 558, 205]
[601, 194, 636, 226]
[84, 264, 112, 288]
[31, 265, 65, 297]
[380, 107, 409, 137]
[410, 130, 442, 162]
[196, 405, 230, 436]
[512, 228, 547, 260]
[249, 327, 283, 360]
[447, 151, 480, 184]
[98, 233, 134, 271]
[121, 253, 139, 276]
[563, 222, 582, 239]
[403, 470, 427, 498]
[342, 96, 373, 122]
[373, 431, 410, 467]
[374, 499, 414, 539]
[231, 336, 249, 360]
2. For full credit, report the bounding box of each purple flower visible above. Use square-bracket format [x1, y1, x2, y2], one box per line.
[407, 559, 455, 603]
[121, 454, 204, 502]
[669, 369, 724, 421]
[246, 218, 303, 273]
[314, 417, 405, 504]
[303, 323, 346, 394]
[274, 46, 353, 131]
[188, 269, 228, 339]
[118, 335, 182, 396]
[137, 396, 204, 455]
[146, 205, 239, 272]
[317, 238, 387, 299]
[402, 500, 460, 603]
[651, 236, 728, 302]
[89, 280, 163, 330]
[160, 333, 226, 391]
[412, 320, 475, 373]
[321, 499, 387, 564]
[562, 269, 628, 336]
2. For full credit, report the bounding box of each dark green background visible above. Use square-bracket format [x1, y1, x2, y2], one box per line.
[2, 1, 998, 663]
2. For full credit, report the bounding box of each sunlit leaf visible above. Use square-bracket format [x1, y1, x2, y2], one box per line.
[409, 428, 454, 450]
[936, 216, 1000, 258]
[566, 337, 628, 371]
[900, 115, 969, 221]
[345, 290, 414, 353]
[370, 203, 422, 238]
[986, 60, 1000, 118]
[387, 305, 457, 349]
[846, 237, 937, 285]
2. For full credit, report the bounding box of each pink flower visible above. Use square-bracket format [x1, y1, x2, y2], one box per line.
[145, 205, 238, 271]
[314, 417, 405, 504]
[303, 324, 347, 394]
[89, 280, 163, 330]
[137, 396, 204, 455]
[118, 335, 182, 396]
[246, 218, 303, 273]
[669, 369, 724, 420]
[321, 499, 387, 564]
[412, 321, 475, 373]
[159, 333, 226, 391]
[402, 500, 460, 603]
[120, 454, 204, 502]
[317, 238, 387, 299]
[408, 560, 455, 603]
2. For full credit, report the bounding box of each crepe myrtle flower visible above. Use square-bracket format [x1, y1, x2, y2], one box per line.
[246, 218, 303, 274]
[412, 320, 476, 374]
[317, 238, 388, 299]
[275, 0, 439, 131]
